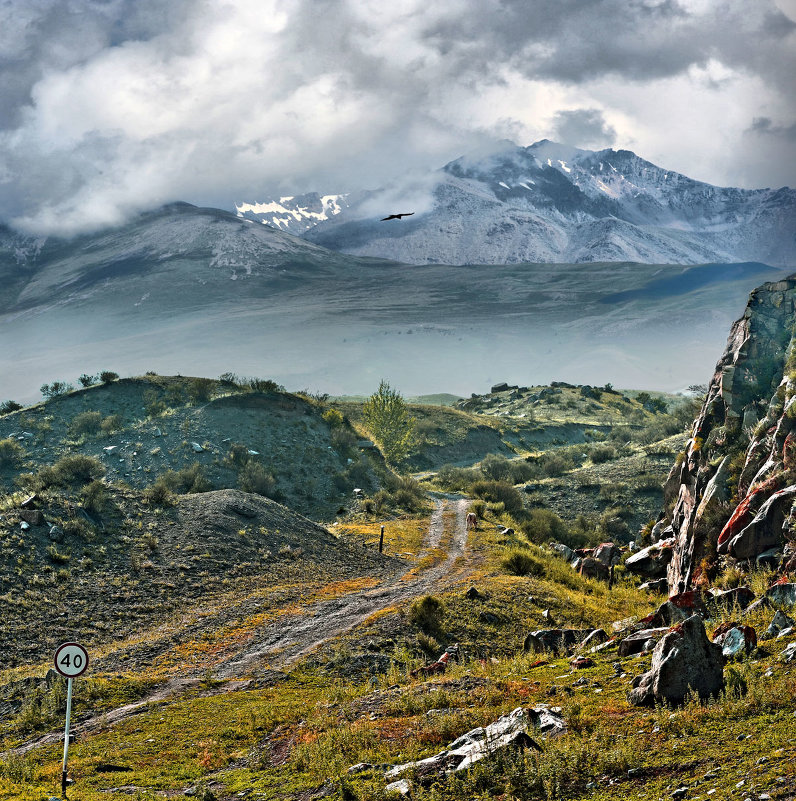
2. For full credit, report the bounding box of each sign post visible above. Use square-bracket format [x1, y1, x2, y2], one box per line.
[53, 642, 88, 799]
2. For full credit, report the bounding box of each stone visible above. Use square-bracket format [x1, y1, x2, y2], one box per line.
[530, 629, 596, 654]
[712, 623, 757, 657]
[190, 442, 204, 453]
[479, 611, 501, 625]
[48, 524, 64, 542]
[20, 494, 38, 508]
[756, 548, 781, 569]
[385, 779, 411, 796]
[465, 586, 486, 600]
[628, 615, 725, 706]
[578, 557, 609, 581]
[766, 582, 796, 607]
[781, 642, 796, 662]
[499, 527, 514, 537]
[708, 587, 756, 612]
[761, 609, 796, 640]
[593, 542, 621, 566]
[579, 629, 609, 650]
[571, 656, 594, 669]
[523, 633, 544, 653]
[490, 382, 510, 393]
[550, 542, 574, 562]
[625, 540, 674, 578]
[20, 521, 30, 531]
[639, 578, 669, 594]
[385, 705, 560, 786]
[618, 628, 670, 657]
[19, 509, 44, 526]
[727, 485, 796, 559]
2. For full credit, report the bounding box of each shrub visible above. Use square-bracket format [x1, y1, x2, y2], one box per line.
[246, 377, 282, 393]
[81, 480, 109, 513]
[519, 508, 568, 543]
[470, 480, 524, 514]
[501, 548, 544, 576]
[78, 374, 96, 388]
[409, 595, 443, 633]
[435, 464, 481, 491]
[538, 452, 574, 477]
[331, 427, 358, 458]
[590, 445, 617, 464]
[0, 438, 25, 468]
[219, 372, 239, 385]
[100, 414, 123, 434]
[0, 400, 23, 414]
[144, 479, 174, 506]
[48, 455, 104, 485]
[69, 411, 103, 437]
[322, 408, 344, 428]
[40, 381, 73, 399]
[226, 443, 251, 467]
[238, 462, 276, 497]
[46, 545, 70, 564]
[170, 462, 212, 493]
[187, 378, 215, 403]
[99, 371, 119, 384]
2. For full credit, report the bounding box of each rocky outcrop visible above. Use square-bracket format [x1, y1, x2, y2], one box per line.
[663, 277, 796, 592]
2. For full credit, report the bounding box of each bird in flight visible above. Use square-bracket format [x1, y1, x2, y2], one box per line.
[380, 212, 414, 221]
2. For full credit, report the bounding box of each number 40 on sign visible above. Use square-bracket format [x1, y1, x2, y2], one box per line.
[54, 642, 88, 798]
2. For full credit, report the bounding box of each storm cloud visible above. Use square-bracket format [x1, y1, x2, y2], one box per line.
[1, 0, 794, 235]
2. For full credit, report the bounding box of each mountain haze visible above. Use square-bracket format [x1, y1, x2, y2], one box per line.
[237, 140, 796, 267]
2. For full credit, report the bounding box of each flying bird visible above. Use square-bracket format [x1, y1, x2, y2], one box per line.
[380, 212, 414, 221]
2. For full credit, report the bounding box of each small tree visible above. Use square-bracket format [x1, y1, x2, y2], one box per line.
[78, 374, 96, 388]
[362, 380, 416, 464]
[99, 371, 119, 384]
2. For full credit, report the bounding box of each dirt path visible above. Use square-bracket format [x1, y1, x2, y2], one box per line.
[5, 497, 471, 756]
[218, 495, 469, 676]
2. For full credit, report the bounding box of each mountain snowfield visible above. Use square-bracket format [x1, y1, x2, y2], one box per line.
[236, 140, 796, 267]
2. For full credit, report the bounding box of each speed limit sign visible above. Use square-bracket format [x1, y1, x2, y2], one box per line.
[54, 642, 89, 678]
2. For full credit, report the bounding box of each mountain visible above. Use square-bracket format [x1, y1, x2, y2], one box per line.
[236, 140, 796, 266]
[0, 202, 788, 403]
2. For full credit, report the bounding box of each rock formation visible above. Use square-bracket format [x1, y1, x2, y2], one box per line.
[663, 276, 796, 592]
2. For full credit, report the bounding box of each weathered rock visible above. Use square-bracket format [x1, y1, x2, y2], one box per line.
[48, 524, 64, 542]
[618, 628, 670, 657]
[190, 441, 204, 453]
[639, 578, 670, 593]
[780, 641, 796, 662]
[756, 548, 782, 569]
[726, 485, 796, 559]
[385, 779, 411, 796]
[625, 540, 674, 578]
[579, 557, 609, 581]
[384, 707, 546, 783]
[712, 623, 757, 657]
[479, 611, 502, 625]
[550, 542, 574, 562]
[708, 587, 756, 612]
[529, 629, 595, 654]
[19, 509, 44, 526]
[490, 382, 510, 393]
[761, 609, 796, 640]
[593, 542, 621, 567]
[523, 633, 544, 653]
[465, 586, 486, 600]
[628, 615, 725, 706]
[579, 629, 609, 650]
[766, 582, 796, 607]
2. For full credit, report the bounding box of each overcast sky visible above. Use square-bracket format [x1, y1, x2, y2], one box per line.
[1, 0, 795, 236]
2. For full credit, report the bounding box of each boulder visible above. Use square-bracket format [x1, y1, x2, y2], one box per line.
[628, 615, 725, 706]
[781, 642, 796, 662]
[726, 485, 796, 559]
[579, 557, 609, 581]
[618, 628, 670, 657]
[490, 382, 510, 393]
[528, 629, 595, 654]
[593, 542, 621, 567]
[465, 586, 486, 600]
[711, 623, 757, 657]
[579, 629, 610, 650]
[638, 578, 669, 594]
[761, 609, 796, 640]
[625, 540, 674, 578]
[19, 509, 44, 526]
[756, 548, 782, 569]
[550, 542, 574, 562]
[766, 582, 796, 607]
[708, 587, 756, 612]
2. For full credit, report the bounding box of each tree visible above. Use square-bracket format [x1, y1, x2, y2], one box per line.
[362, 381, 416, 464]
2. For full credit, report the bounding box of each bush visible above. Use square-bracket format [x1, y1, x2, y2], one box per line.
[322, 408, 344, 428]
[538, 452, 574, 477]
[100, 414, 123, 434]
[219, 372, 239, 385]
[81, 480, 110, 513]
[69, 411, 103, 437]
[225, 443, 251, 467]
[187, 378, 215, 403]
[238, 462, 277, 497]
[470, 480, 524, 514]
[518, 508, 569, 543]
[330, 427, 358, 458]
[435, 464, 481, 491]
[0, 438, 25, 468]
[0, 400, 23, 414]
[78, 374, 96, 388]
[40, 381, 73, 399]
[409, 595, 443, 633]
[479, 454, 537, 484]
[46, 455, 104, 486]
[501, 548, 544, 576]
[144, 479, 174, 506]
[99, 371, 119, 384]
[246, 377, 282, 393]
[590, 445, 617, 464]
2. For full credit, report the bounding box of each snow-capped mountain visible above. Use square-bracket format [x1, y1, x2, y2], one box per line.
[237, 140, 796, 266]
[235, 193, 349, 233]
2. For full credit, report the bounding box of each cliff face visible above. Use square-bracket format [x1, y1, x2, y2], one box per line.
[665, 277, 796, 591]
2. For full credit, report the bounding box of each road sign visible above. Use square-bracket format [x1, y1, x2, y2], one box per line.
[54, 642, 89, 678]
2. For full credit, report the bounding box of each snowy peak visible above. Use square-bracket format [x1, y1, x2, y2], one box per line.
[235, 192, 349, 233]
[235, 140, 795, 266]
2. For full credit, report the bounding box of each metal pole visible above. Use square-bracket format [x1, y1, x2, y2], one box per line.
[379, 525, 384, 554]
[61, 677, 73, 798]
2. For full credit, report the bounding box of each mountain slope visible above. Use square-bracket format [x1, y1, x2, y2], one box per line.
[238, 140, 796, 266]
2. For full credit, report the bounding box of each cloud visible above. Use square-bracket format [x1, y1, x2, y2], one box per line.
[0, 0, 794, 236]
[749, 116, 796, 141]
[551, 109, 617, 149]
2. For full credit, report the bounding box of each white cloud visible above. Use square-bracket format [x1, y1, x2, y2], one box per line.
[0, 0, 793, 236]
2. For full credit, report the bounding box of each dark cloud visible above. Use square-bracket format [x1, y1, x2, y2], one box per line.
[551, 108, 617, 149]
[749, 116, 796, 141]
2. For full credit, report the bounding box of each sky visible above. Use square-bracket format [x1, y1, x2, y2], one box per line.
[1, 0, 795, 237]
